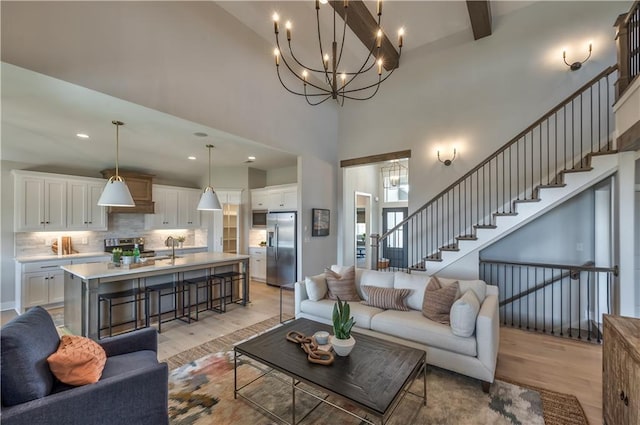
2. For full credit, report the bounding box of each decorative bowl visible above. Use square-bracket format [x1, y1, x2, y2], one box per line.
[313, 331, 330, 345]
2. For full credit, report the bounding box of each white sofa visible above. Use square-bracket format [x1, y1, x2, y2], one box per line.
[294, 266, 500, 389]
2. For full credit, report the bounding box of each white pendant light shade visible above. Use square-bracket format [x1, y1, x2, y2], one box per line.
[197, 187, 222, 211]
[197, 144, 222, 211]
[98, 120, 135, 207]
[98, 176, 135, 207]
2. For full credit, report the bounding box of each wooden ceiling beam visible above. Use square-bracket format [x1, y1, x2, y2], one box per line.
[329, 0, 399, 71]
[466, 1, 492, 40]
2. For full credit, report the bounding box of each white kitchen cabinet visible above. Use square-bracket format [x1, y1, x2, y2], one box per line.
[251, 189, 268, 210]
[178, 188, 201, 228]
[249, 247, 266, 281]
[267, 184, 298, 211]
[146, 186, 179, 229]
[17, 260, 71, 311]
[67, 180, 107, 230]
[14, 172, 67, 231]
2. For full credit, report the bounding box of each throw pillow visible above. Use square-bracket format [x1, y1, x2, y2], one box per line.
[305, 273, 327, 301]
[47, 335, 107, 386]
[325, 266, 360, 301]
[450, 289, 481, 337]
[361, 285, 411, 311]
[422, 276, 459, 324]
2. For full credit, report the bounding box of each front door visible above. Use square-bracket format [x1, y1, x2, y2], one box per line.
[382, 207, 408, 269]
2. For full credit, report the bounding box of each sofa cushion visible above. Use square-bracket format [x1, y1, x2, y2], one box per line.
[393, 272, 430, 311]
[450, 290, 481, 337]
[1, 306, 60, 406]
[305, 274, 327, 301]
[358, 269, 395, 300]
[299, 299, 383, 329]
[325, 266, 360, 301]
[361, 285, 410, 311]
[47, 335, 107, 386]
[371, 310, 477, 357]
[422, 277, 459, 325]
[437, 277, 487, 302]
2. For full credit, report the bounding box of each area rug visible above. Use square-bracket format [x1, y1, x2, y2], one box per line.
[167, 318, 588, 425]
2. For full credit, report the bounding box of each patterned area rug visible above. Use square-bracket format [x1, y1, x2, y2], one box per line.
[166, 317, 587, 425]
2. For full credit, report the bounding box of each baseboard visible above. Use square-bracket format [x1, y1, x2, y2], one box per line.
[1, 301, 17, 313]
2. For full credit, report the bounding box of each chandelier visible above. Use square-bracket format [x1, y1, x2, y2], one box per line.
[381, 160, 408, 189]
[272, 0, 404, 106]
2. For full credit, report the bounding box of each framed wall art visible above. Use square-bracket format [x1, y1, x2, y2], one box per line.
[312, 208, 330, 237]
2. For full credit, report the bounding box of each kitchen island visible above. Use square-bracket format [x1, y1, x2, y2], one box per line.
[62, 252, 250, 339]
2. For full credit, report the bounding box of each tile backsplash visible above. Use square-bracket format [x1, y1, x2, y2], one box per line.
[249, 228, 267, 247]
[14, 214, 208, 258]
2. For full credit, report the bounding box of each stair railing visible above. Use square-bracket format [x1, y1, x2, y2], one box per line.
[371, 65, 618, 272]
[614, 0, 640, 99]
[479, 259, 618, 343]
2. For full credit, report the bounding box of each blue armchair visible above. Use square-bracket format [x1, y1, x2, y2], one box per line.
[1, 306, 168, 425]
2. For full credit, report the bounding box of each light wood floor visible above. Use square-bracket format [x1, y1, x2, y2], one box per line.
[2, 281, 602, 424]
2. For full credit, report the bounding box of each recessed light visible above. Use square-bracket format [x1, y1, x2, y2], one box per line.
[188, 156, 196, 160]
[76, 133, 90, 139]
[193, 132, 208, 137]
[248, 156, 256, 161]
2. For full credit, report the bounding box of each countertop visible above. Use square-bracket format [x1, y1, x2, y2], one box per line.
[61, 252, 249, 280]
[15, 252, 110, 263]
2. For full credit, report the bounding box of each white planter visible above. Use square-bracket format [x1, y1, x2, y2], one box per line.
[330, 335, 356, 356]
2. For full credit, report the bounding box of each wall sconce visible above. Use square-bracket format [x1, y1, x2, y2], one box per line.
[563, 43, 592, 71]
[437, 149, 456, 166]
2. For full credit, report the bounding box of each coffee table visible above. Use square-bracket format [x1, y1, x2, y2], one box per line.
[234, 318, 426, 425]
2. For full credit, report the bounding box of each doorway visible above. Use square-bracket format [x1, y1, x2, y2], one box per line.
[382, 207, 408, 269]
[355, 192, 372, 269]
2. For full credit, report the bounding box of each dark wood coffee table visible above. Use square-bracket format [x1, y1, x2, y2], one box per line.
[234, 318, 426, 425]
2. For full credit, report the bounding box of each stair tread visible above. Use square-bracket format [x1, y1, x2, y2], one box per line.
[513, 198, 541, 203]
[494, 212, 518, 216]
[538, 183, 567, 189]
[424, 255, 443, 262]
[456, 235, 478, 241]
[561, 167, 593, 173]
[440, 246, 460, 252]
[474, 224, 497, 229]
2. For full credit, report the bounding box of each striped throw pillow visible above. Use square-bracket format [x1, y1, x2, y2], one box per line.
[422, 276, 459, 324]
[325, 266, 360, 301]
[361, 285, 411, 311]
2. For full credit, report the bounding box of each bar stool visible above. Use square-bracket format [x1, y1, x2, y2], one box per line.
[184, 276, 225, 320]
[145, 281, 190, 333]
[212, 271, 246, 305]
[97, 288, 148, 340]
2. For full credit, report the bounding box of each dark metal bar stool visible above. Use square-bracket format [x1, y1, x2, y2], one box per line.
[183, 276, 225, 320]
[97, 288, 148, 340]
[212, 271, 245, 306]
[145, 281, 190, 333]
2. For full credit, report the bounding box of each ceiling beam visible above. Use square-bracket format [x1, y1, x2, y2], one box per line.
[341, 150, 411, 168]
[466, 1, 492, 40]
[329, 0, 399, 71]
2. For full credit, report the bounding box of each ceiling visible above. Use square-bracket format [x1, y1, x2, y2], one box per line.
[1, 1, 536, 186]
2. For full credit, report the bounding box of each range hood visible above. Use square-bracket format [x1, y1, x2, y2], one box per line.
[100, 169, 155, 214]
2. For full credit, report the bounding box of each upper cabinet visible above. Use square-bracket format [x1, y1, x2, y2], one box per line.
[145, 185, 202, 230]
[14, 171, 108, 232]
[269, 184, 297, 211]
[100, 170, 155, 214]
[251, 189, 268, 210]
[66, 180, 107, 231]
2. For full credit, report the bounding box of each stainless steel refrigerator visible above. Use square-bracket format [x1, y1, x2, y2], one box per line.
[266, 212, 297, 287]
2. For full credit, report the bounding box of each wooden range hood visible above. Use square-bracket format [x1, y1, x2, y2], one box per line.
[100, 169, 155, 214]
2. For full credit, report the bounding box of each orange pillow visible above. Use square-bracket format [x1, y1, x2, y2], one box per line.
[47, 335, 107, 385]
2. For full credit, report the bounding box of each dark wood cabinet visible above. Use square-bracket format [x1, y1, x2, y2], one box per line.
[100, 169, 155, 214]
[603, 315, 640, 425]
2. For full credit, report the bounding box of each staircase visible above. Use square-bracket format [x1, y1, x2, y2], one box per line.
[372, 65, 620, 275]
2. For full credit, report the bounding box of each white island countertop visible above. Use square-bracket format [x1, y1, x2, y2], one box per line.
[61, 252, 249, 280]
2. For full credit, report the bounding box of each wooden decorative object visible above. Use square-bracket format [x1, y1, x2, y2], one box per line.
[603, 315, 640, 425]
[286, 331, 334, 365]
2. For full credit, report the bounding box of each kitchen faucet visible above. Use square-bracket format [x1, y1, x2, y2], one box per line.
[165, 236, 176, 260]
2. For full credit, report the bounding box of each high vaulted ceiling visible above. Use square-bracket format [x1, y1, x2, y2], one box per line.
[1, 1, 536, 185]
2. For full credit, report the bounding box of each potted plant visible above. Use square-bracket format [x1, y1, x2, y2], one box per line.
[176, 236, 186, 248]
[121, 250, 135, 265]
[330, 297, 356, 356]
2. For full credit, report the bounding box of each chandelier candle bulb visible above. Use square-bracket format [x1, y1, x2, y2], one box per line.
[286, 21, 292, 41]
[377, 59, 383, 75]
[272, 13, 279, 33]
[377, 0, 382, 16]
[302, 70, 308, 82]
[399, 28, 404, 48]
[274, 49, 280, 66]
[377, 29, 382, 48]
[323, 54, 330, 70]
[341, 73, 346, 87]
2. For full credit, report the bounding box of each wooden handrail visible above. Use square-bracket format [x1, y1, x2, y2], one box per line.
[480, 259, 617, 275]
[378, 65, 618, 241]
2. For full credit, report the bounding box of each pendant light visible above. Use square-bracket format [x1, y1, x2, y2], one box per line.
[197, 144, 222, 210]
[97, 120, 135, 207]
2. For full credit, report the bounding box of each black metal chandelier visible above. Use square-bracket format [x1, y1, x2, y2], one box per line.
[272, 0, 403, 106]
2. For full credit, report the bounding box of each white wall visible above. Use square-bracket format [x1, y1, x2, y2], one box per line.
[266, 166, 297, 186]
[337, 1, 626, 215]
